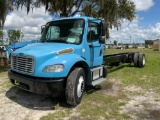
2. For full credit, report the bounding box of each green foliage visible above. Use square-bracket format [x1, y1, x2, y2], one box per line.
[0, 30, 4, 40]
[82, 0, 135, 38]
[0, 30, 4, 44]
[145, 40, 154, 45]
[113, 40, 117, 45]
[0, 0, 13, 28]
[0, 0, 135, 39]
[7, 30, 23, 44]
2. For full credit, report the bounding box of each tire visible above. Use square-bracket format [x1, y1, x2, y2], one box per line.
[133, 53, 139, 67]
[138, 53, 145, 67]
[66, 67, 85, 106]
[103, 66, 107, 78]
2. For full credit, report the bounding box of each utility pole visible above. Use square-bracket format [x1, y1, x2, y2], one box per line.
[121, 39, 122, 45]
[130, 36, 131, 45]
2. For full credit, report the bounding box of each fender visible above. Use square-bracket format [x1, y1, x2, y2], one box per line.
[33, 53, 87, 78]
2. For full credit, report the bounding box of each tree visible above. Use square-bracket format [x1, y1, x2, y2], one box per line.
[0, 0, 13, 29]
[113, 40, 117, 45]
[1, 0, 135, 38]
[0, 30, 4, 41]
[145, 40, 153, 45]
[82, 0, 135, 38]
[0, 30, 4, 44]
[7, 30, 23, 44]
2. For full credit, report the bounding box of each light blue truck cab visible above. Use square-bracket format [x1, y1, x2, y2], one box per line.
[8, 16, 107, 105]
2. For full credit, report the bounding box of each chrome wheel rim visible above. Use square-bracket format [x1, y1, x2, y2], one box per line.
[143, 56, 145, 65]
[77, 76, 84, 98]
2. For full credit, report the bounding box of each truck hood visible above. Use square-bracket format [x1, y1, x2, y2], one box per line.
[13, 43, 81, 57]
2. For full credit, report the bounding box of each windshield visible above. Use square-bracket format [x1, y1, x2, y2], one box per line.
[41, 19, 85, 44]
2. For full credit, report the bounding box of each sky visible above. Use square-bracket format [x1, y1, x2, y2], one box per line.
[3, 0, 160, 44]
[109, 0, 160, 44]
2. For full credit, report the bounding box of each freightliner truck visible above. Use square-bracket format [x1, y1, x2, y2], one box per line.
[8, 17, 145, 106]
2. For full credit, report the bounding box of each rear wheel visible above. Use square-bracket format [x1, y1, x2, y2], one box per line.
[133, 53, 139, 67]
[138, 53, 145, 67]
[66, 67, 85, 106]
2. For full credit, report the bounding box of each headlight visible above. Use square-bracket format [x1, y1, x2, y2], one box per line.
[43, 64, 64, 72]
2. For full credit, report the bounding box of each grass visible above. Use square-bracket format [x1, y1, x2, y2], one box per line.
[0, 66, 13, 92]
[40, 49, 160, 120]
[106, 49, 160, 91]
[1, 49, 160, 120]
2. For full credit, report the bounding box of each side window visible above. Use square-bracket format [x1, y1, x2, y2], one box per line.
[87, 22, 99, 42]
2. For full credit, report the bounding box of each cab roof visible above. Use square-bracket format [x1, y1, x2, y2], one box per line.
[49, 16, 102, 23]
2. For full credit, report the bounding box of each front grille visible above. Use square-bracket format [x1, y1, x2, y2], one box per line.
[11, 55, 34, 74]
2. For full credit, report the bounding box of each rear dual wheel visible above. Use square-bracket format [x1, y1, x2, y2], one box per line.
[134, 53, 145, 67]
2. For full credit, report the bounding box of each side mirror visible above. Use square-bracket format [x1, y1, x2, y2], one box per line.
[100, 20, 106, 36]
[41, 25, 45, 34]
[99, 20, 106, 44]
[99, 36, 105, 44]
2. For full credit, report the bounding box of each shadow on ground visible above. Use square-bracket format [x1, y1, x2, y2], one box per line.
[107, 63, 135, 73]
[5, 86, 72, 110]
[5, 85, 103, 110]
[4, 64, 144, 112]
[85, 85, 102, 94]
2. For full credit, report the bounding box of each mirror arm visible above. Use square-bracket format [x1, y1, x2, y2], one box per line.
[41, 25, 45, 34]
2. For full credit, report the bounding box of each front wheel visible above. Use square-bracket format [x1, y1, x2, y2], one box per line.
[66, 67, 85, 106]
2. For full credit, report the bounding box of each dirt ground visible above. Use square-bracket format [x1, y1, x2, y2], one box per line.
[121, 85, 160, 120]
[0, 70, 160, 120]
[0, 70, 58, 120]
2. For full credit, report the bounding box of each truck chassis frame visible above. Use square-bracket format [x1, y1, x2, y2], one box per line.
[103, 52, 145, 67]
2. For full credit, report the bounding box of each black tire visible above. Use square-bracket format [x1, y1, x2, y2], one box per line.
[66, 67, 85, 106]
[134, 53, 139, 67]
[103, 66, 107, 78]
[138, 53, 145, 67]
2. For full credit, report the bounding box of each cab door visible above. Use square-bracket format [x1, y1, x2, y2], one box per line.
[87, 21, 104, 67]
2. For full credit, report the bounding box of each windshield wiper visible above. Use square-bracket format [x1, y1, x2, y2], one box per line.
[47, 39, 70, 44]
